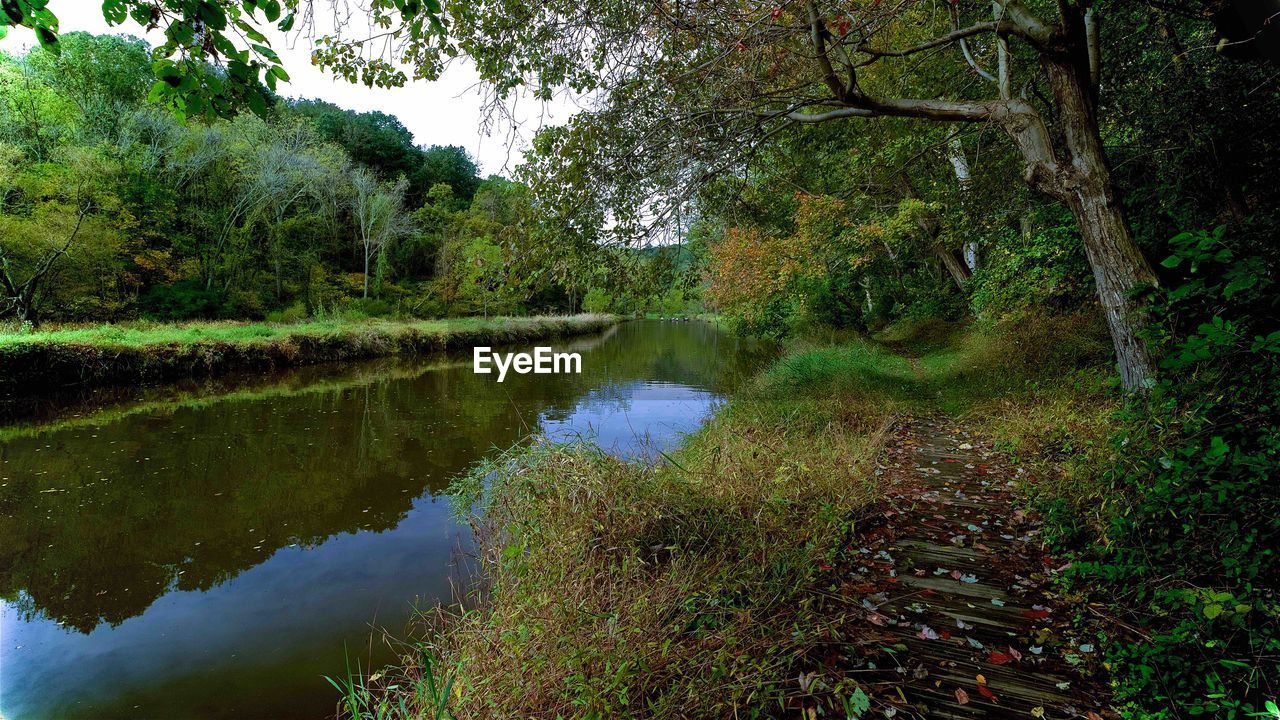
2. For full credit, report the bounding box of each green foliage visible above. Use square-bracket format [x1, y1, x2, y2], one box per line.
[969, 215, 1094, 318]
[2, 0, 403, 121]
[1, 33, 673, 326]
[581, 287, 611, 313]
[138, 280, 226, 320]
[1062, 228, 1280, 718]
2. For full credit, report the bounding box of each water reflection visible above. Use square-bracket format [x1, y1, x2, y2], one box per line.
[0, 320, 772, 720]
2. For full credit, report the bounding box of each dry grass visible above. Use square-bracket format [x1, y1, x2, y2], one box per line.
[350, 345, 903, 719]
[339, 311, 1124, 719]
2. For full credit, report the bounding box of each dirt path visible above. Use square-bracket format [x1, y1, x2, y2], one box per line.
[835, 417, 1111, 718]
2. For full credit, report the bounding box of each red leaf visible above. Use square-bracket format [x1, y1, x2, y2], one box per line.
[977, 684, 999, 702]
[955, 688, 970, 704]
[1022, 609, 1051, 619]
[986, 651, 1013, 665]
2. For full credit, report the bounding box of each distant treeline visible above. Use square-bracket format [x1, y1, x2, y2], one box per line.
[0, 32, 698, 326]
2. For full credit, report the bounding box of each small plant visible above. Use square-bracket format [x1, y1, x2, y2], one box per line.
[1055, 227, 1280, 719]
[326, 644, 457, 720]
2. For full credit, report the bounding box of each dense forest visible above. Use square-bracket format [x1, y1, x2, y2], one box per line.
[0, 33, 693, 326]
[3, 0, 1279, 718]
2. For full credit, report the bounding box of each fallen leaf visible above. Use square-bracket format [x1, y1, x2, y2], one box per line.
[955, 688, 970, 705]
[987, 651, 1014, 665]
[977, 684, 999, 702]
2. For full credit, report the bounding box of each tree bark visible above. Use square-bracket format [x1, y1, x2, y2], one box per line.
[1065, 180, 1157, 390]
[936, 248, 973, 289]
[992, 25, 1158, 391]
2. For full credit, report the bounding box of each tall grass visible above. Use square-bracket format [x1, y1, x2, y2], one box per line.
[339, 311, 1123, 719]
[345, 334, 908, 718]
[326, 644, 458, 720]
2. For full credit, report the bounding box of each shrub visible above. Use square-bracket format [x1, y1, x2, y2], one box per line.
[137, 280, 225, 320]
[265, 302, 309, 324]
[1068, 227, 1280, 718]
[969, 218, 1094, 318]
[582, 287, 613, 314]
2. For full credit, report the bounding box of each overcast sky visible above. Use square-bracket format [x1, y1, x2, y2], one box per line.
[0, 0, 578, 176]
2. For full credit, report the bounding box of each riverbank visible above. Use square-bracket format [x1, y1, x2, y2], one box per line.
[338, 312, 1131, 718]
[0, 314, 617, 396]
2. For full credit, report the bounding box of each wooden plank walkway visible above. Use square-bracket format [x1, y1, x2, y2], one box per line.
[832, 418, 1112, 719]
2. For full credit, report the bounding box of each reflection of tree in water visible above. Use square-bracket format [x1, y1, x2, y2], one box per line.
[533, 321, 773, 420]
[0, 321, 773, 633]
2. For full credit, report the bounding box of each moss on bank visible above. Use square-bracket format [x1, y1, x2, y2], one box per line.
[0, 314, 617, 396]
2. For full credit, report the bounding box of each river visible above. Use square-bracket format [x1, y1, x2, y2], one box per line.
[0, 320, 772, 719]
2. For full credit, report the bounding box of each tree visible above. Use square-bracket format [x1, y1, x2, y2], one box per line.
[0, 51, 76, 161]
[2, 0, 309, 120]
[0, 148, 122, 324]
[23, 32, 152, 143]
[356, 0, 1161, 389]
[349, 168, 411, 298]
[416, 145, 481, 204]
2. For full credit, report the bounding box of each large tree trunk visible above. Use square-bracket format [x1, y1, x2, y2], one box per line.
[1066, 181, 1157, 390]
[1050, 41, 1158, 391]
[993, 26, 1159, 392]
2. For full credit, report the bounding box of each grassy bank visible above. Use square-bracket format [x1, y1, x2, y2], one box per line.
[332, 312, 1125, 719]
[340, 312, 1277, 718]
[0, 314, 617, 396]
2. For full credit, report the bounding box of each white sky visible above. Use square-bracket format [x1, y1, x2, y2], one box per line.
[0, 0, 579, 176]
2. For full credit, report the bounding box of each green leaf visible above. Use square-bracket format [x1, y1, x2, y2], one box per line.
[1223, 274, 1257, 299]
[196, 2, 228, 30]
[36, 26, 60, 54]
[146, 79, 167, 103]
[1206, 436, 1229, 461]
[847, 687, 871, 715]
[1203, 603, 1223, 620]
[102, 0, 128, 24]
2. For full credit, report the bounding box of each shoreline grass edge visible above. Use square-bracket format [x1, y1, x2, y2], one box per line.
[0, 314, 619, 396]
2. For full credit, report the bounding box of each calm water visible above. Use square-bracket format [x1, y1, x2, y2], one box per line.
[0, 320, 771, 720]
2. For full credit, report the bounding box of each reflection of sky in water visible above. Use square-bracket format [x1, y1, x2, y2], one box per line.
[2, 493, 468, 720]
[0, 321, 770, 720]
[540, 381, 719, 461]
